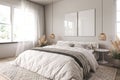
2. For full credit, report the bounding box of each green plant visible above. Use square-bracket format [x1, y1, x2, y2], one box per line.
[111, 50, 120, 60]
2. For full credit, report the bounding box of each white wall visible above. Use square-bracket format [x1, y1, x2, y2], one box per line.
[0, 0, 44, 58]
[45, 0, 116, 48]
[0, 0, 116, 58]
[0, 43, 17, 58]
[0, 42, 37, 58]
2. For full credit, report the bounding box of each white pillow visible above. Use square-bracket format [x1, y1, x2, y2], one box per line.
[56, 41, 74, 47]
[75, 43, 92, 49]
[74, 42, 99, 50]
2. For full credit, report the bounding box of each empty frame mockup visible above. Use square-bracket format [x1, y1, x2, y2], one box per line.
[64, 12, 77, 36]
[64, 9, 95, 37]
[78, 9, 95, 36]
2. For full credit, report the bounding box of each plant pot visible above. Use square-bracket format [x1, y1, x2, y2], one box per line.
[112, 59, 120, 68]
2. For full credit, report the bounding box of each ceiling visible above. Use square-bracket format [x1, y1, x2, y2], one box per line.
[30, 0, 62, 5]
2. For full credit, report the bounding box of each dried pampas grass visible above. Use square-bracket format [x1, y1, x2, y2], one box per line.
[38, 35, 47, 46]
[111, 36, 120, 52]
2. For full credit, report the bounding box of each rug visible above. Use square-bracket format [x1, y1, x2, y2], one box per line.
[89, 65, 117, 80]
[0, 63, 117, 80]
[0, 63, 49, 80]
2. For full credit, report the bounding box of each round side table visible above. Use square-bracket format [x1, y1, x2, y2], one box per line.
[95, 49, 109, 64]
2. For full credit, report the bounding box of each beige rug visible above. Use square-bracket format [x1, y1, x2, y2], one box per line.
[89, 65, 117, 80]
[0, 63, 117, 80]
[0, 73, 11, 80]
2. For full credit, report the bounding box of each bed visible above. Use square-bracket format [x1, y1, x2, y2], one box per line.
[0, 41, 99, 80]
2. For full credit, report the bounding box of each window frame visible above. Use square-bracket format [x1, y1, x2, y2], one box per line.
[116, 0, 120, 38]
[0, 4, 17, 43]
[0, 4, 12, 43]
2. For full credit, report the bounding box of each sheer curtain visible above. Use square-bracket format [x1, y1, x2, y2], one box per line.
[14, 0, 42, 56]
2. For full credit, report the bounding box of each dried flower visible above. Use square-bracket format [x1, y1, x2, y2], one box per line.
[39, 35, 47, 46]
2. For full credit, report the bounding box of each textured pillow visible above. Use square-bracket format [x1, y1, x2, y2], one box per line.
[56, 41, 74, 47]
[74, 42, 99, 50]
[75, 43, 92, 50]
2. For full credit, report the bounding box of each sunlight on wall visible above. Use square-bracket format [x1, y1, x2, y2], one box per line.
[117, 0, 120, 38]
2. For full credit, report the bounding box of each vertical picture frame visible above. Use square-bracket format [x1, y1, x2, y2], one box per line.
[64, 12, 77, 36]
[78, 9, 95, 36]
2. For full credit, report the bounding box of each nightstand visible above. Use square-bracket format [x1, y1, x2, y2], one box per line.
[95, 49, 109, 64]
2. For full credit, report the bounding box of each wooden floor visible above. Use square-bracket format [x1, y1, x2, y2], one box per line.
[0, 57, 120, 80]
[116, 69, 120, 80]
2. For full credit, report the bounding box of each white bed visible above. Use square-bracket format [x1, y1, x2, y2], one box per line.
[0, 41, 99, 80]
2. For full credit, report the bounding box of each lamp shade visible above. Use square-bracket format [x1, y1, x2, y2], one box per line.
[99, 33, 106, 41]
[49, 33, 55, 39]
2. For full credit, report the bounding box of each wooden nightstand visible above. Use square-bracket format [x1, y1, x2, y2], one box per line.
[95, 49, 110, 64]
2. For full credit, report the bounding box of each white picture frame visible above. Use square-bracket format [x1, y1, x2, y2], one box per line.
[64, 12, 77, 36]
[78, 9, 95, 36]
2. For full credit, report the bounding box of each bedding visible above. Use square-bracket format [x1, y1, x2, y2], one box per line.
[32, 47, 91, 78]
[45, 45, 98, 71]
[11, 45, 98, 80]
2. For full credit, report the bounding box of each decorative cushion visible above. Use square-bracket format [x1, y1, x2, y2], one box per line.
[56, 41, 99, 49]
[74, 42, 99, 50]
[56, 41, 74, 47]
[75, 44, 92, 49]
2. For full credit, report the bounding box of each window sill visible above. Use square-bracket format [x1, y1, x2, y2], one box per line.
[0, 42, 18, 44]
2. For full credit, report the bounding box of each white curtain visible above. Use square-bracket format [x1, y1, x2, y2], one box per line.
[14, 0, 42, 56]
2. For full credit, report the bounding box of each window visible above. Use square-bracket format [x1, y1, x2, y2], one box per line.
[13, 8, 35, 41]
[0, 5, 11, 42]
[117, 0, 120, 38]
[0, 4, 36, 43]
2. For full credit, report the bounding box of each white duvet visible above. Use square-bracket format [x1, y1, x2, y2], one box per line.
[12, 45, 98, 80]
